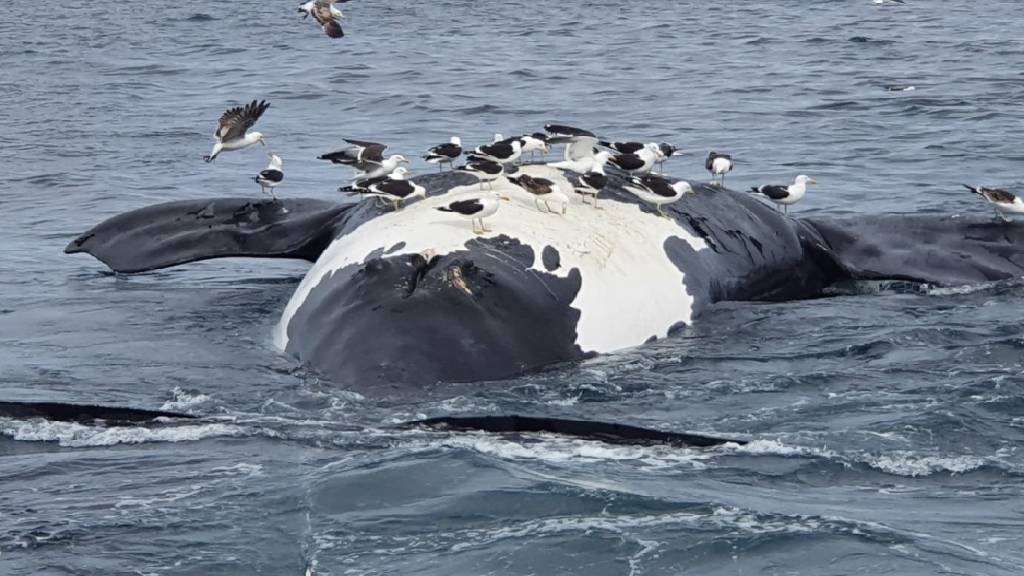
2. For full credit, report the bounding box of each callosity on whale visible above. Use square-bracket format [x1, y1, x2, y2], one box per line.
[66, 165, 1024, 386]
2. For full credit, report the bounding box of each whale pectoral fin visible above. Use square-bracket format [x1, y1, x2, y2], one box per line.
[804, 214, 1024, 286]
[0, 401, 194, 424]
[65, 197, 353, 273]
[402, 415, 746, 448]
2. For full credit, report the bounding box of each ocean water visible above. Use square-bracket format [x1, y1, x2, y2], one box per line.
[3, 0, 1024, 574]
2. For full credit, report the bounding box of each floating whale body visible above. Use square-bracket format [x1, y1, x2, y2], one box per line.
[66, 165, 1024, 388]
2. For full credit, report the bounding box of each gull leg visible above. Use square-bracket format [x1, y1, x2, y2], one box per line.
[657, 205, 668, 218]
[480, 218, 492, 233]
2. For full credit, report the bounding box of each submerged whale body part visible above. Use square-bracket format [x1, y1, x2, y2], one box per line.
[0, 401, 742, 449]
[67, 166, 1024, 386]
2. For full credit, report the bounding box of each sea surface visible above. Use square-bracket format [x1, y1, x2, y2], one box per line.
[2, 0, 1024, 574]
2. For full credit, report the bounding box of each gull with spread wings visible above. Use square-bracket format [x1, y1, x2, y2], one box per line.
[300, 0, 345, 38]
[318, 139, 409, 181]
[203, 100, 270, 163]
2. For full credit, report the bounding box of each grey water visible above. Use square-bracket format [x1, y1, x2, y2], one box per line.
[2, 0, 1024, 574]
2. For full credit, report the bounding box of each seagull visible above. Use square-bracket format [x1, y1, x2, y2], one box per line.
[456, 159, 504, 189]
[361, 168, 426, 211]
[495, 134, 550, 163]
[298, 0, 346, 20]
[508, 174, 568, 214]
[203, 100, 269, 162]
[656, 142, 683, 170]
[599, 140, 648, 155]
[749, 175, 816, 214]
[964, 185, 1024, 221]
[545, 124, 599, 161]
[423, 136, 463, 172]
[608, 144, 661, 176]
[305, 0, 344, 38]
[548, 150, 612, 174]
[436, 192, 511, 234]
[469, 140, 522, 165]
[625, 175, 693, 217]
[705, 152, 734, 186]
[318, 139, 409, 180]
[575, 170, 608, 208]
[254, 154, 284, 198]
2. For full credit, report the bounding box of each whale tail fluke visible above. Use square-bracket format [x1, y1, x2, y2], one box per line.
[65, 197, 353, 274]
[401, 414, 746, 448]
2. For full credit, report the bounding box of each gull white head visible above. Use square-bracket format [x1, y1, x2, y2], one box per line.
[450, 136, 462, 146]
[795, 175, 817, 185]
[249, 132, 266, 147]
[673, 181, 694, 195]
[391, 167, 410, 180]
[267, 153, 282, 170]
[493, 133, 504, 143]
[393, 155, 410, 165]
[592, 150, 613, 167]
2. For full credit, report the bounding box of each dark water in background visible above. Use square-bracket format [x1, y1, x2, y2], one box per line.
[3, 0, 1024, 574]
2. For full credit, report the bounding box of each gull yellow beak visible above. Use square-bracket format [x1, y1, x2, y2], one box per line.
[809, 177, 818, 184]
[499, 195, 512, 202]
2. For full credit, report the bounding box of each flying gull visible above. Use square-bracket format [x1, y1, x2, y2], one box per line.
[254, 154, 284, 197]
[301, 0, 345, 38]
[423, 136, 463, 171]
[318, 139, 409, 180]
[203, 100, 269, 162]
[749, 175, 816, 214]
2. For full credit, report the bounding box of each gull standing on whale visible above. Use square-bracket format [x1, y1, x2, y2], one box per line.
[706, 151, 734, 186]
[469, 140, 522, 165]
[608, 143, 661, 176]
[548, 150, 612, 175]
[749, 175, 816, 214]
[423, 137, 463, 171]
[626, 175, 693, 217]
[436, 192, 511, 234]
[545, 124, 599, 162]
[254, 154, 284, 198]
[964, 184, 1024, 221]
[362, 168, 426, 211]
[203, 100, 269, 162]
[508, 174, 569, 214]
[456, 159, 505, 190]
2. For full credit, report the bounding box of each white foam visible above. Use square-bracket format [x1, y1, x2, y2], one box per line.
[160, 386, 212, 411]
[0, 419, 247, 447]
[409, 431, 716, 470]
[275, 166, 707, 354]
[865, 452, 986, 477]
